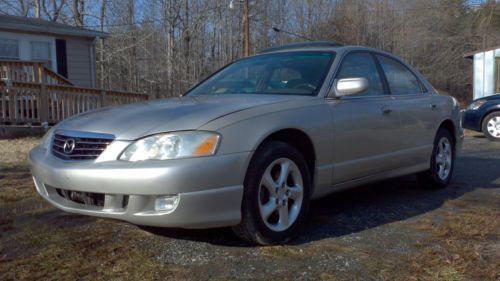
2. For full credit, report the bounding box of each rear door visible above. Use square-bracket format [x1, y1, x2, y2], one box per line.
[375, 54, 439, 166]
[327, 52, 401, 184]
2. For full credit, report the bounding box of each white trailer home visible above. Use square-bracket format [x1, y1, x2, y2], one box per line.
[464, 46, 500, 100]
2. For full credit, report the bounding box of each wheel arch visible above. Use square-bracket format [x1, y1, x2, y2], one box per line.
[253, 128, 316, 185]
[438, 119, 457, 145]
[480, 108, 500, 130]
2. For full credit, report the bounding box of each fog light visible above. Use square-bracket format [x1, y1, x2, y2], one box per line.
[154, 195, 179, 212]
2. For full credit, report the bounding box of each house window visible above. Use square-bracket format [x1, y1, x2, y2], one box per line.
[0, 39, 19, 59]
[30, 41, 51, 64]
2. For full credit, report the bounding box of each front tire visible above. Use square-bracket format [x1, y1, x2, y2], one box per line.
[232, 141, 311, 245]
[417, 128, 455, 189]
[482, 112, 500, 142]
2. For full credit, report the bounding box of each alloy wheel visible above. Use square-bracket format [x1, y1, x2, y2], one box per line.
[258, 158, 304, 232]
[436, 137, 453, 180]
[486, 116, 500, 138]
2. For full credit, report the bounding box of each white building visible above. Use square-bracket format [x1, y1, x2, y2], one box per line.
[464, 46, 500, 100]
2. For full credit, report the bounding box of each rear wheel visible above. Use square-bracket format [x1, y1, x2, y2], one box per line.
[417, 128, 455, 189]
[232, 141, 311, 245]
[482, 112, 500, 142]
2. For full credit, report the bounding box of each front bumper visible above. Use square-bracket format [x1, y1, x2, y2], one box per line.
[29, 146, 250, 228]
[462, 109, 482, 132]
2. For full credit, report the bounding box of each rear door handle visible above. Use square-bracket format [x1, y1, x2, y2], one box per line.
[430, 104, 437, 109]
[381, 106, 392, 114]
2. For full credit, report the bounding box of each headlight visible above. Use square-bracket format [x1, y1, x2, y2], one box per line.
[468, 100, 486, 110]
[119, 131, 220, 161]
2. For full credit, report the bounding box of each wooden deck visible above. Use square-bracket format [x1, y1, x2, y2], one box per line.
[0, 61, 149, 125]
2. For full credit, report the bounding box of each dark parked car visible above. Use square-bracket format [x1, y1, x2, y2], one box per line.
[463, 94, 500, 141]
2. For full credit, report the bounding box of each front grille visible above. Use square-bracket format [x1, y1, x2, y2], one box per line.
[52, 133, 113, 160]
[52, 187, 129, 209]
[55, 188, 105, 207]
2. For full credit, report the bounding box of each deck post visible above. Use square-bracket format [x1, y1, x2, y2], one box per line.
[5, 78, 15, 123]
[101, 90, 107, 107]
[33, 62, 40, 83]
[39, 67, 49, 124]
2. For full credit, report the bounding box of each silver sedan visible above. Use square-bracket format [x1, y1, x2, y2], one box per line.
[29, 43, 463, 244]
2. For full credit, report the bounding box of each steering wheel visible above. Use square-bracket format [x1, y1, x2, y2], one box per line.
[293, 83, 316, 91]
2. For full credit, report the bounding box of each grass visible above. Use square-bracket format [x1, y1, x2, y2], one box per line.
[0, 218, 165, 281]
[0, 138, 40, 164]
[406, 194, 500, 281]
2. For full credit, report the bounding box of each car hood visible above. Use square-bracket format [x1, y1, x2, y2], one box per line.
[474, 94, 500, 103]
[56, 95, 295, 140]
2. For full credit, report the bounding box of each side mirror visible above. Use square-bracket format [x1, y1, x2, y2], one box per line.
[335, 77, 369, 97]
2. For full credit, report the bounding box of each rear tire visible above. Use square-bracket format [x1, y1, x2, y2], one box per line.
[482, 112, 500, 142]
[417, 128, 455, 189]
[232, 141, 311, 245]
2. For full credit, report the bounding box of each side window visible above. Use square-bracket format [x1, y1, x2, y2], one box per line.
[377, 55, 422, 95]
[336, 52, 385, 96]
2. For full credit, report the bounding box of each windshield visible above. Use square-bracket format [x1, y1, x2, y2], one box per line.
[187, 51, 335, 96]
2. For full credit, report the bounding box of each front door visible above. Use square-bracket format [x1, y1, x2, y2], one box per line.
[327, 52, 402, 184]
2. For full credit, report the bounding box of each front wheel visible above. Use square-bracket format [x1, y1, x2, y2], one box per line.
[482, 112, 500, 141]
[232, 141, 311, 245]
[417, 128, 455, 189]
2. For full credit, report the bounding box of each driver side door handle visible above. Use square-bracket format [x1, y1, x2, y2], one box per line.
[381, 106, 393, 115]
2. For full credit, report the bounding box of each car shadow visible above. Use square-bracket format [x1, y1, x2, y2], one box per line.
[140, 153, 500, 246]
[293, 154, 499, 244]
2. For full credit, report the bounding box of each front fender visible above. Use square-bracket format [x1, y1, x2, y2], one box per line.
[200, 101, 333, 162]
[199, 100, 335, 195]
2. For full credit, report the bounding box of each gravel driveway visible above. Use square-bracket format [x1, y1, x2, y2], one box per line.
[1, 134, 499, 280]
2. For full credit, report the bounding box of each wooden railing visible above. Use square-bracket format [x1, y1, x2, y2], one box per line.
[0, 61, 149, 125]
[0, 60, 73, 86]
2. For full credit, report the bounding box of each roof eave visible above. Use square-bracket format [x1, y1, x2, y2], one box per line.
[0, 15, 109, 39]
[463, 46, 500, 59]
[0, 23, 109, 38]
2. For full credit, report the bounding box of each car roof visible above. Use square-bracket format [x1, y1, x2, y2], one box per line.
[255, 42, 435, 94]
[258, 42, 393, 57]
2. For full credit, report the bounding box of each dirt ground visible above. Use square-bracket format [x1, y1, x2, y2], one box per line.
[0, 133, 499, 281]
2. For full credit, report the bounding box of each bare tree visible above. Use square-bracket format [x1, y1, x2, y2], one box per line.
[71, 0, 84, 26]
[1, 0, 498, 101]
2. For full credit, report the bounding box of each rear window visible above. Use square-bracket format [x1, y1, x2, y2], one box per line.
[377, 55, 422, 95]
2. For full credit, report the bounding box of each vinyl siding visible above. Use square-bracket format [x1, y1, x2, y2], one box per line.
[65, 37, 94, 87]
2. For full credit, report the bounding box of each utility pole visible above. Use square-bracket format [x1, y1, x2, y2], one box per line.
[34, 0, 41, 18]
[243, 0, 250, 56]
[230, 0, 250, 57]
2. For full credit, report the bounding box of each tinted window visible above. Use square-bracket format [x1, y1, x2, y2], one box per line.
[188, 52, 334, 96]
[336, 52, 384, 96]
[377, 55, 422, 95]
[0, 39, 19, 59]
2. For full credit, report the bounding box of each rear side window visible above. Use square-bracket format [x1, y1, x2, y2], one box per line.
[336, 52, 385, 96]
[376, 55, 422, 95]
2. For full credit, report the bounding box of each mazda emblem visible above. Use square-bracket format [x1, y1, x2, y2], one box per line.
[63, 138, 76, 154]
